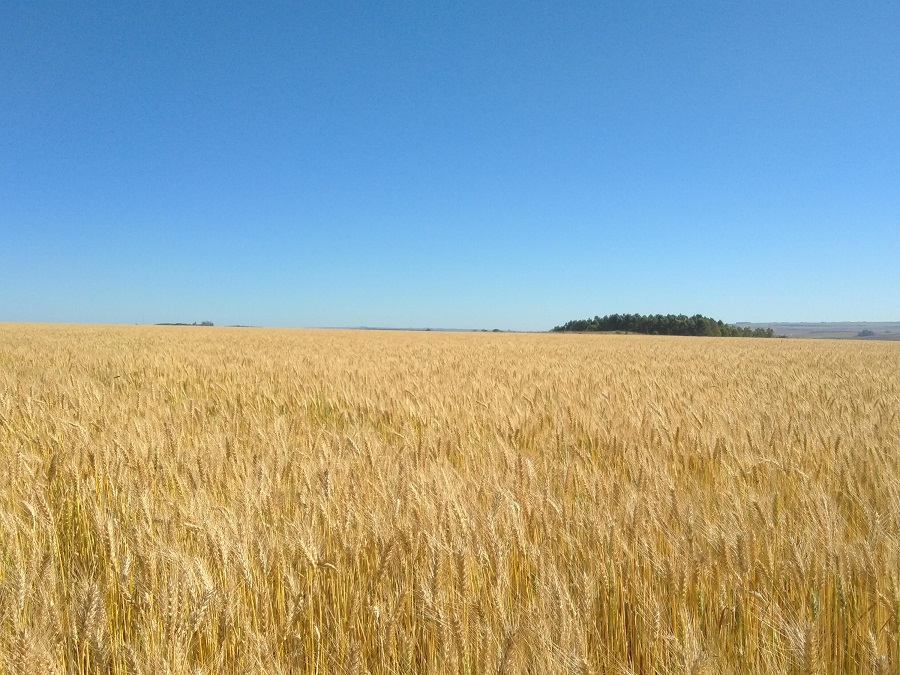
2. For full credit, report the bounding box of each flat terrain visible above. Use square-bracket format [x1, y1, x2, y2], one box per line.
[1, 324, 899, 673]
[736, 321, 900, 340]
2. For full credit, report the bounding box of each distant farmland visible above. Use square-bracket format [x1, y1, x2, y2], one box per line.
[1, 324, 898, 673]
[736, 321, 900, 340]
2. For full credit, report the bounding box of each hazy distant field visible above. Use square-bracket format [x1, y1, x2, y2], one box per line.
[1, 324, 898, 674]
[737, 321, 900, 340]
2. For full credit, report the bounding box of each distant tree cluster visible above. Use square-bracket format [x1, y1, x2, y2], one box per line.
[156, 321, 215, 327]
[552, 313, 776, 338]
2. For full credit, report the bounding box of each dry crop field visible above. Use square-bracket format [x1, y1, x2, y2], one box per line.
[1, 324, 898, 674]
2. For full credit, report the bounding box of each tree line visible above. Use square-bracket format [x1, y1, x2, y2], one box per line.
[552, 313, 776, 337]
[156, 321, 214, 327]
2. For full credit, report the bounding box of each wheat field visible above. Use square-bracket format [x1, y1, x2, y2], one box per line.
[0, 323, 898, 674]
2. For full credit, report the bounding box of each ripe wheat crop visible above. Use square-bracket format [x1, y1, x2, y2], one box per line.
[0, 323, 898, 674]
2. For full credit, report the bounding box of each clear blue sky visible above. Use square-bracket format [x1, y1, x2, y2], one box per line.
[2, 1, 898, 330]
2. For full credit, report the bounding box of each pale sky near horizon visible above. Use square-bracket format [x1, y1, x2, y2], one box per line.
[2, 1, 898, 330]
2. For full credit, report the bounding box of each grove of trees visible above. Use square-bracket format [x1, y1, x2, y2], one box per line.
[552, 313, 776, 337]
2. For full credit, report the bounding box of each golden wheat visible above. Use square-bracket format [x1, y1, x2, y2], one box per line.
[0, 323, 898, 673]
